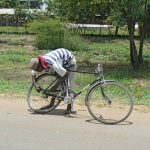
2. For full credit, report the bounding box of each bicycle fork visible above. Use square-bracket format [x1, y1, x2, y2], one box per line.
[100, 82, 112, 105]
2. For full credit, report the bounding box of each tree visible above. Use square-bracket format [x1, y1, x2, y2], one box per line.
[51, 0, 110, 23]
[47, 0, 150, 69]
[94, 0, 150, 69]
[111, 0, 150, 68]
[0, 0, 19, 8]
[145, 5, 150, 36]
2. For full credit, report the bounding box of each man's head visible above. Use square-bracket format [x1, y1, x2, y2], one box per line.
[29, 55, 49, 72]
[29, 58, 44, 72]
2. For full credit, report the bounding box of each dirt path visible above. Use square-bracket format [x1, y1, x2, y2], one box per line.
[0, 94, 150, 150]
[0, 94, 150, 125]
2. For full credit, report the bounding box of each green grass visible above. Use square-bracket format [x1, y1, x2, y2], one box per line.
[0, 79, 28, 94]
[0, 33, 150, 107]
[0, 26, 27, 33]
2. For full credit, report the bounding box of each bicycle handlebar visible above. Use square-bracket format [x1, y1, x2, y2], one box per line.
[31, 70, 42, 91]
[31, 70, 37, 86]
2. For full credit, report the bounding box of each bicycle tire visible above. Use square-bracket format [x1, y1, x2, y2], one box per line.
[86, 80, 133, 125]
[27, 73, 63, 114]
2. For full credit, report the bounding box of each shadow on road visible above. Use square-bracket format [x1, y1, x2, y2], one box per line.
[28, 108, 133, 125]
[29, 108, 90, 118]
[85, 119, 133, 125]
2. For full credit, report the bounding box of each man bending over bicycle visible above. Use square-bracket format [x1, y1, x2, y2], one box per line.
[29, 48, 77, 114]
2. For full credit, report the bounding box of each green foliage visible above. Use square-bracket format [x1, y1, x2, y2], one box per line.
[28, 18, 88, 51]
[53, 0, 110, 23]
[63, 33, 88, 51]
[0, 0, 19, 8]
[28, 18, 64, 49]
[45, 0, 56, 15]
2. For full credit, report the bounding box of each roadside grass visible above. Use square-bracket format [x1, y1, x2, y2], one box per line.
[0, 33, 150, 108]
[0, 26, 27, 33]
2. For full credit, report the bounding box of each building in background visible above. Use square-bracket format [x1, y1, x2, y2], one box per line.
[0, 0, 47, 26]
[0, 0, 47, 15]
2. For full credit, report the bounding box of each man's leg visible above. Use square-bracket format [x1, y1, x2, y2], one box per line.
[66, 65, 76, 114]
[40, 73, 68, 110]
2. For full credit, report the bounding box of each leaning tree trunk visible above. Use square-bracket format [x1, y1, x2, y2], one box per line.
[129, 35, 139, 68]
[138, 0, 147, 64]
[138, 26, 144, 64]
[127, 16, 139, 69]
[115, 25, 119, 36]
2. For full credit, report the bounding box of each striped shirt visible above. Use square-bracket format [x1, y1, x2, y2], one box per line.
[42, 48, 76, 77]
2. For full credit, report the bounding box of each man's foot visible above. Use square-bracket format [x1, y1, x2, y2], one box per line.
[64, 104, 77, 116]
[70, 110, 77, 114]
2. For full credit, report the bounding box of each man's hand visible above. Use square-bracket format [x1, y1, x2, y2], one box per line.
[64, 70, 69, 78]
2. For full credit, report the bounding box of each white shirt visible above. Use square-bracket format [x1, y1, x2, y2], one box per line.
[43, 48, 75, 77]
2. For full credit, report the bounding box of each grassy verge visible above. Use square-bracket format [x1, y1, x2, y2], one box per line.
[0, 26, 28, 33]
[0, 33, 150, 107]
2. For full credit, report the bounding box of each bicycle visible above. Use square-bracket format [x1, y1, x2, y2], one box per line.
[27, 53, 133, 125]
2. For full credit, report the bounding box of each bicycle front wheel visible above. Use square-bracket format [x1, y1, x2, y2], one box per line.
[27, 73, 62, 114]
[86, 80, 133, 125]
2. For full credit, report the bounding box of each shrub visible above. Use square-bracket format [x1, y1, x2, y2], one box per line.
[28, 18, 88, 51]
[64, 33, 88, 51]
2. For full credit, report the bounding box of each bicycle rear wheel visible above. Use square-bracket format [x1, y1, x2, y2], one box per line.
[27, 73, 63, 114]
[86, 80, 133, 125]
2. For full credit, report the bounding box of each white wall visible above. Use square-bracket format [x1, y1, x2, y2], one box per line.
[0, 9, 15, 15]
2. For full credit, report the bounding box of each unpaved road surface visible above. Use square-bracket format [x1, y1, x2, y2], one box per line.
[0, 94, 150, 150]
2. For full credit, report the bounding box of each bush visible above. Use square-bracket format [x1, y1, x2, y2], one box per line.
[28, 18, 88, 51]
[64, 33, 88, 51]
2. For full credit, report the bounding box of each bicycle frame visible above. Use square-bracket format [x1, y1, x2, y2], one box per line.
[67, 62, 105, 98]
[64, 63, 116, 105]
[72, 77, 101, 98]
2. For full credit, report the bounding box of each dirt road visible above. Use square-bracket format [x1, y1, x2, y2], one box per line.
[0, 94, 150, 150]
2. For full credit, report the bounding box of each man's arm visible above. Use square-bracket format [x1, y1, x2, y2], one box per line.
[51, 62, 67, 77]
